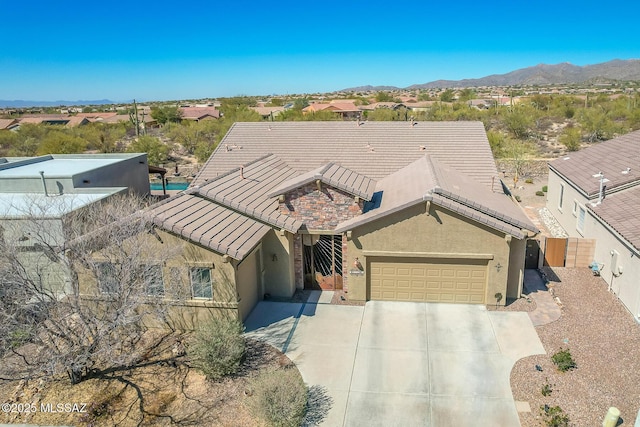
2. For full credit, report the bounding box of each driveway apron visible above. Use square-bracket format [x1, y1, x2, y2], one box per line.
[245, 299, 545, 427]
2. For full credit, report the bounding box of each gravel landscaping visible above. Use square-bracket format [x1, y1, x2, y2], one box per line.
[511, 267, 640, 426]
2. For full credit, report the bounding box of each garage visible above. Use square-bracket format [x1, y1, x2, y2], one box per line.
[369, 258, 488, 304]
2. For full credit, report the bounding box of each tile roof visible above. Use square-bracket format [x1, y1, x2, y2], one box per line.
[589, 186, 640, 252]
[548, 129, 640, 197]
[335, 155, 538, 239]
[268, 162, 377, 201]
[194, 121, 500, 191]
[195, 154, 302, 233]
[150, 193, 270, 260]
[0, 119, 18, 130]
[180, 107, 220, 120]
[251, 106, 285, 116]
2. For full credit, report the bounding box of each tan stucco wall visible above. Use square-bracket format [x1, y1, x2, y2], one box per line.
[547, 169, 589, 237]
[507, 237, 526, 299]
[79, 229, 244, 330]
[261, 229, 296, 297]
[345, 202, 515, 305]
[586, 210, 640, 319]
[236, 247, 261, 321]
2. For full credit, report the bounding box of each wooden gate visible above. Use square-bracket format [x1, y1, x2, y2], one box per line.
[544, 238, 567, 267]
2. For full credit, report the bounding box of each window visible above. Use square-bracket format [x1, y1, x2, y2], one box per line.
[577, 206, 586, 234]
[145, 265, 164, 296]
[190, 267, 212, 299]
[97, 262, 118, 294]
[572, 200, 578, 216]
[558, 184, 564, 210]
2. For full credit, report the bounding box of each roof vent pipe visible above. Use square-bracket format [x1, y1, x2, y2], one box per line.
[39, 171, 49, 197]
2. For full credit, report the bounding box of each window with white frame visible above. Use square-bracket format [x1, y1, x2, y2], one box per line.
[577, 205, 586, 234]
[190, 267, 213, 299]
[558, 184, 565, 210]
[145, 265, 164, 296]
[572, 200, 578, 216]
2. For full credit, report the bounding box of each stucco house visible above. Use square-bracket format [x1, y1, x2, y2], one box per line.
[546, 129, 640, 320]
[148, 121, 538, 322]
[0, 153, 152, 296]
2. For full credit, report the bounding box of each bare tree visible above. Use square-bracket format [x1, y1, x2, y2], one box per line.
[0, 193, 185, 384]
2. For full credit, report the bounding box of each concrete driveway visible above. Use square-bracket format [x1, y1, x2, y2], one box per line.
[245, 296, 545, 427]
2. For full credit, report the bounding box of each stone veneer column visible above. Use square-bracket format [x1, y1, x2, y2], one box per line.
[293, 234, 303, 289]
[341, 233, 348, 293]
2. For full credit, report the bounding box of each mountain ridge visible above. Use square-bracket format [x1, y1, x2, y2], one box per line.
[342, 59, 640, 91]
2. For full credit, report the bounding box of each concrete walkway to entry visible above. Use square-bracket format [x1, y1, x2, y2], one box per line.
[245, 296, 545, 426]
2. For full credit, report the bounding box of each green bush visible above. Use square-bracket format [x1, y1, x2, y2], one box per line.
[248, 367, 308, 427]
[540, 405, 570, 427]
[536, 191, 545, 196]
[541, 381, 553, 396]
[551, 348, 576, 372]
[189, 316, 246, 380]
[525, 178, 534, 184]
[515, 195, 522, 202]
[542, 185, 548, 192]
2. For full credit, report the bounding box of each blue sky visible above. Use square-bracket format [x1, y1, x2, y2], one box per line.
[2, 0, 639, 102]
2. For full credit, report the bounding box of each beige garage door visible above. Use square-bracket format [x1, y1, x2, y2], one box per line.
[369, 258, 487, 304]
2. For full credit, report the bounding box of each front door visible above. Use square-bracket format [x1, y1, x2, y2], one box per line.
[303, 234, 343, 290]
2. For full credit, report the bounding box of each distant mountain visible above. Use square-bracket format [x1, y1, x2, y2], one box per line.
[344, 59, 640, 92]
[339, 84, 401, 92]
[0, 99, 118, 108]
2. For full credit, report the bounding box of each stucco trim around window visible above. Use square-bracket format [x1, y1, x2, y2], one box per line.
[572, 200, 578, 217]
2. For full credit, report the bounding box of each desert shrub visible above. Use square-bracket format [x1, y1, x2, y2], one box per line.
[189, 316, 246, 380]
[541, 380, 553, 396]
[536, 191, 545, 196]
[248, 367, 308, 427]
[525, 178, 534, 184]
[542, 185, 548, 192]
[551, 348, 576, 372]
[540, 404, 570, 427]
[515, 195, 522, 202]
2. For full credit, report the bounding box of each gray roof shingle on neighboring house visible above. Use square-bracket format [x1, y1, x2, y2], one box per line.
[195, 154, 302, 233]
[150, 193, 270, 260]
[335, 155, 538, 239]
[268, 162, 377, 201]
[193, 121, 500, 191]
[548, 129, 640, 197]
[589, 186, 640, 252]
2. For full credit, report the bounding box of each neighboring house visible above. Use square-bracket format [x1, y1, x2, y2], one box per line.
[102, 114, 158, 129]
[358, 102, 406, 111]
[546, 129, 640, 319]
[147, 121, 538, 322]
[251, 106, 285, 119]
[302, 101, 361, 119]
[0, 153, 152, 295]
[179, 107, 220, 121]
[14, 115, 90, 128]
[75, 112, 119, 122]
[0, 119, 19, 131]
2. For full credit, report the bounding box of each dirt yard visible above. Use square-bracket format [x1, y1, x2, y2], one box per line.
[510, 267, 640, 426]
[0, 337, 293, 427]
